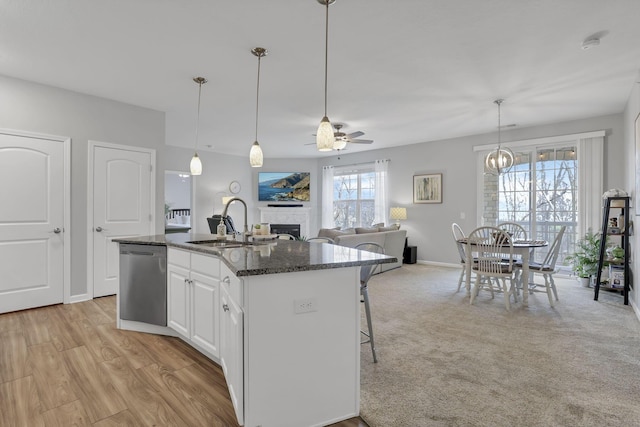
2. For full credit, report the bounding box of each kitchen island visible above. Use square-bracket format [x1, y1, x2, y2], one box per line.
[115, 233, 395, 427]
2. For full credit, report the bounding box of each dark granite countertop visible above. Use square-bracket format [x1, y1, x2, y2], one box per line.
[115, 233, 396, 277]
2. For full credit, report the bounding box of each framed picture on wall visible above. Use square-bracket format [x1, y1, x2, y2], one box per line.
[413, 173, 442, 204]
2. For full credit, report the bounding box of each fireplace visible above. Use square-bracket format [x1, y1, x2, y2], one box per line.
[259, 207, 311, 238]
[270, 223, 301, 238]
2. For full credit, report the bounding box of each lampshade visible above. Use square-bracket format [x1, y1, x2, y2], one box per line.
[249, 141, 263, 167]
[316, 116, 334, 151]
[190, 153, 202, 175]
[390, 207, 407, 221]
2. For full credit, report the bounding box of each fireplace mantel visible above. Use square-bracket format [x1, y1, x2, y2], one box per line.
[259, 207, 311, 238]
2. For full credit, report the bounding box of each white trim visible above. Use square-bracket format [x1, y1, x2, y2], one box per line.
[87, 141, 156, 299]
[416, 260, 459, 269]
[473, 130, 606, 152]
[68, 293, 91, 304]
[0, 128, 72, 306]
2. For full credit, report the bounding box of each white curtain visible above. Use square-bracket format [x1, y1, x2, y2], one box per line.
[374, 159, 389, 225]
[321, 166, 334, 228]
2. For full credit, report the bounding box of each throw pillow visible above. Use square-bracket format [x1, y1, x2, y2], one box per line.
[379, 225, 399, 232]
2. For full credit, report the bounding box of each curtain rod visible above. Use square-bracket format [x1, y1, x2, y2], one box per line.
[325, 158, 390, 168]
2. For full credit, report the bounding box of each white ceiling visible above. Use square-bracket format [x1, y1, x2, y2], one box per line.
[2, 0, 640, 159]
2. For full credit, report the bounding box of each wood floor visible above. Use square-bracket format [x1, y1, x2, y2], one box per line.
[0, 297, 368, 427]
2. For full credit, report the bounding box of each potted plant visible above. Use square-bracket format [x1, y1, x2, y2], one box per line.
[566, 229, 601, 287]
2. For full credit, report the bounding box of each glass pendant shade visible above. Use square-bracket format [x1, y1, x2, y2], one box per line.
[317, 116, 334, 151]
[333, 137, 347, 150]
[190, 152, 202, 175]
[485, 146, 515, 175]
[249, 141, 263, 167]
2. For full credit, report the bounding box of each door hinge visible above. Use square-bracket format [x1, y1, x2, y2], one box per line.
[149, 164, 153, 172]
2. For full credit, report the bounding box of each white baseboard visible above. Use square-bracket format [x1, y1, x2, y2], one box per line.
[68, 293, 91, 304]
[415, 260, 458, 269]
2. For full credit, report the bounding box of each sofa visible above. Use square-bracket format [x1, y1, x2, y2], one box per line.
[317, 226, 407, 272]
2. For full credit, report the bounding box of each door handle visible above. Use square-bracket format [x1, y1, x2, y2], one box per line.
[50, 228, 62, 234]
[95, 226, 104, 232]
[223, 304, 230, 312]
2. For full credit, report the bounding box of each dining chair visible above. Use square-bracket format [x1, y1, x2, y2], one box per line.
[354, 242, 384, 363]
[307, 237, 335, 243]
[467, 226, 518, 310]
[497, 222, 527, 240]
[515, 226, 566, 307]
[451, 223, 468, 292]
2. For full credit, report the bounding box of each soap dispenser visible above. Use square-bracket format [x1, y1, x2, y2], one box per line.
[217, 218, 227, 239]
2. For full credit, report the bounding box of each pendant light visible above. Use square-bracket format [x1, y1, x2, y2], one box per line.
[190, 77, 207, 175]
[316, 0, 336, 152]
[249, 47, 267, 167]
[484, 99, 514, 175]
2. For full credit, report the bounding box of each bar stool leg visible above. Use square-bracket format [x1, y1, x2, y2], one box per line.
[361, 285, 378, 363]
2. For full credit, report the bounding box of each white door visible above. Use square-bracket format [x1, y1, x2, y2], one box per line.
[0, 133, 65, 313]
[92, 144, 154, 297]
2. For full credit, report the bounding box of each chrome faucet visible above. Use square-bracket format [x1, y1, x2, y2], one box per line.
[221, 197, 251, 242]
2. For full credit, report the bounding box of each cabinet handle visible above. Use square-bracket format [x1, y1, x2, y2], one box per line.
[223, 304, 230, 312]
[222, 276, 231, 284]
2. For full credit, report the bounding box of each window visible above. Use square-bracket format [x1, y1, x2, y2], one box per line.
[477, 131, 604, 272]
[333, 169, 376, 228]
[486, 146, 577, 267]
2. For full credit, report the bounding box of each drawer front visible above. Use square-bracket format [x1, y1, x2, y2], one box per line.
[168, 248, 190, 269]
[191, 252, 220, 278]
[220, 263, 242, 307]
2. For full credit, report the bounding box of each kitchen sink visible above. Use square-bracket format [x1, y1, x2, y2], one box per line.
[186, 240, 253, 248]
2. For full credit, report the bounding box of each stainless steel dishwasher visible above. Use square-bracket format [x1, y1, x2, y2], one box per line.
[119, 243, 167, 326]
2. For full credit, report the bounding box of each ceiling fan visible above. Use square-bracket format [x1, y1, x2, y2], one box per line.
[307, 123, 373, 150]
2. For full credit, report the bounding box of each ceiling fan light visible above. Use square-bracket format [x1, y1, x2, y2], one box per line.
[190, 152, 202, 175]
[316, 116, 334, 151]
[249, 141, 263, 167]
[333, 137, 347, 150]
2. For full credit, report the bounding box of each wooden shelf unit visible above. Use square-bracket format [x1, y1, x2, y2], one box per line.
[594, 196, 632, 305]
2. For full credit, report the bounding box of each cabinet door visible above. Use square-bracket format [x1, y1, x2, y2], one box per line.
[220, 286, 244, 425]
[191, 271, 219, 357]
[167, 263, 190, 337]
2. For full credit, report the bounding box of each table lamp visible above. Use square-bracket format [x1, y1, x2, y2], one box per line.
[390, 207, 407, 228]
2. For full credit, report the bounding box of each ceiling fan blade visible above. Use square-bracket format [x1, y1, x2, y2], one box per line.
[347, 131, 364, 138]
[349, 139, 374, 144]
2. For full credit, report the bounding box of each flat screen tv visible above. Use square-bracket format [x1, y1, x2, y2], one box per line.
[258, 172, 310, 202]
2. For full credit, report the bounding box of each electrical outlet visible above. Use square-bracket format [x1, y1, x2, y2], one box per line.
[294, 297, 317, 314]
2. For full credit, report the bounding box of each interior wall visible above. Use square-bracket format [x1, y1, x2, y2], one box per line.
[318, 113, 625, 266]
[624, 79, 639, 311]
[0, 75, 165, 298]
[162, 146, 319, 236]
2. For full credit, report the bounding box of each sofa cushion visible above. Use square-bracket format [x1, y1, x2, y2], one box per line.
[355, 227, 379, 234]
[317, 228, 356, 240]
[379, 225, 400, 232]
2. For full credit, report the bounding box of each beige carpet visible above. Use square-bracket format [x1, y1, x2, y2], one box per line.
[359, 264, 640, 427]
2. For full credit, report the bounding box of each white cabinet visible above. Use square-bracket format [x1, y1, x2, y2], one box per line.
[167, 248, 220, 358]
[220, 281, 244, 425]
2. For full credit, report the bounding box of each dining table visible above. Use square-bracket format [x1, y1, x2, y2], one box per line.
[460, 238, 548, 306]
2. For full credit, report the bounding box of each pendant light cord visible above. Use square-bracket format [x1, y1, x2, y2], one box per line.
[195, 80, 203, 151]
[255, 54, 261, 142]
[323, 0, 329, 116]
[497, 99, 502, 147]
